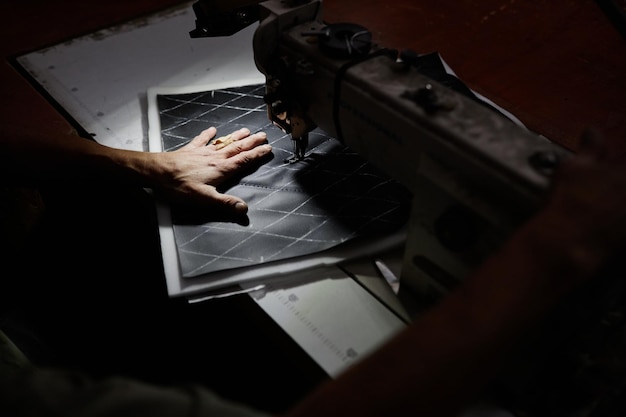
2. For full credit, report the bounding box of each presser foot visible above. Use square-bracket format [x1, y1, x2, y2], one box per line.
[284, 154, 306, 164]
[284, 134, 309, 163]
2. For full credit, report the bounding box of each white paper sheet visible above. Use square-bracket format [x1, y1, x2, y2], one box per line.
[16, 1, 261, 152]
[251, 267, 407, 377]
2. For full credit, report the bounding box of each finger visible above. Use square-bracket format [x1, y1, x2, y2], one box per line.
[221, 132, 269, 156]
[186, 127, 217, 148]
[213, 134, 234, 150]
[226, 143, 273, 166]
[211, 128, 257, 150]
[211, 127, 250, 147]
[200, 185, 249, 214]
[228, 127, 251, 141]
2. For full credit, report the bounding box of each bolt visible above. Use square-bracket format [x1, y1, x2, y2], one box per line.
[528, 150, 561, 176]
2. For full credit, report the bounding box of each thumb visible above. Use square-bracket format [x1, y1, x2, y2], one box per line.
[202, 186, 249, 215]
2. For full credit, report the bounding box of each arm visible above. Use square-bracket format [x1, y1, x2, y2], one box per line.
[1, 124, 272, 214]
[282, 129, 626, 417]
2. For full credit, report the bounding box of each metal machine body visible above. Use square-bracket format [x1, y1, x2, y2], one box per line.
[190, 2, 626, 414]
[191, 0, 569, 301]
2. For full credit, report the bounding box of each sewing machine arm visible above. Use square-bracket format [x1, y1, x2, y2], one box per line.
[190, 0, 570, 297]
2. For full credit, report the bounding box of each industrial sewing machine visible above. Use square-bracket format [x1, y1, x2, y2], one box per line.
[190, 0, 569, 302]
[189, 1, 626, 415]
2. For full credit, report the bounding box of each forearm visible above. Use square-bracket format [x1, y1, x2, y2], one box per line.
[283, 211, 605, 417]
[2, 122, 274, 212]
[1, 123, 156, 188]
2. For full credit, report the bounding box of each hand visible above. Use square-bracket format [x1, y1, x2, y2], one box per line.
[147, 127, 272, 214]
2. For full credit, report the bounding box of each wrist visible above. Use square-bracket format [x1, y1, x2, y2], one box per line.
[99, 147, 157, 188]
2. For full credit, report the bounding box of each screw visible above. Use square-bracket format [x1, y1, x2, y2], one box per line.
[528, 150, 561, 176]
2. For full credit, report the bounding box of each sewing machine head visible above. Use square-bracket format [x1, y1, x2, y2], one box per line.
[192, 0, 374, 162]
[190, 0, 570, 301]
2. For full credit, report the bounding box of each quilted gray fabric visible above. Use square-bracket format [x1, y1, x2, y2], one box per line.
[157, 84, 411, 278]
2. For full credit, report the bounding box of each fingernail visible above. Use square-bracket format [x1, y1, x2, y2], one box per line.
[235, 202, 248, 213]
[258, 131, 267, 138]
